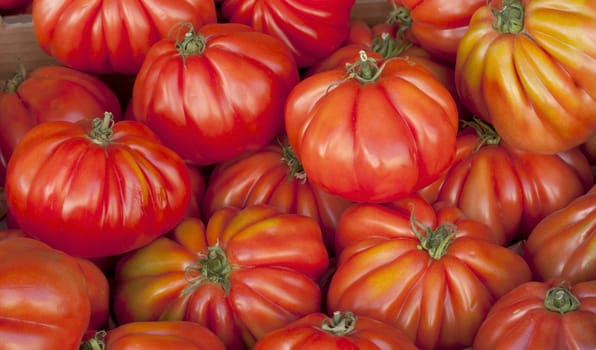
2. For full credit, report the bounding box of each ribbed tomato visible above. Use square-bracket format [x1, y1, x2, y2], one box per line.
[5, 112, 191, 258]
[112, 207, 329, 350]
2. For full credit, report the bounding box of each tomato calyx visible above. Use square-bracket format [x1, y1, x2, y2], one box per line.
[79, 330, 107, 350]
[461, 116, 501, 151]
[410, 214, 456, 259]
[544, 283, 581, 314]
[344, 50, 388, 84]
[182, 245, 232, 296]
[88, 112, 116, 145]
[321, 311, 357, 336]
[490, 0, 525, 34]
[279, 137, 307, 183]
[371, 32, 413, 59]
[170, 23, 206, 61]
[1, 62, 26, 93]
[386, 4, 412, 40]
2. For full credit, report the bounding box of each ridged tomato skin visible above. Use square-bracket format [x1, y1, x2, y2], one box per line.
[220, 0, 355, 67]
[99, 321, 226, 350]
[132, 23, 300, 165]
[5, 115, 192, 258]
[455, 0, 596, 153]
[524, 185, 596, 284]
[32, 0, 217, 74]
[0, 237, 91, 350]
[112, 207, 329, 350]
[473, 279, 596, 350]
[285, 56, 458, 203]
[253, 311, 418, 350]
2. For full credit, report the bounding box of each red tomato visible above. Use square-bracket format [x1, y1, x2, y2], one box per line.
[131, 22, 300, 165]
[386, 0, 485, 62]
[0, 64, 122, 179]
[112, 207, 329, 350]
[421, 119, 594, 245]
[455, 0, 596, 154]
[327, 194, 533, 350]
[285, 52, 458, 203]
[523, 185, 596, 284]
[0, 236, 91, 349]
[201, 140, 353, 253]
[82, 321, 226, 350]
[473, 279, 596, 349]
[186, 164, 206, 219]
[220, 0, 355, 67]
[32, 0, 217, 74]
[5, 112, 191, 258]
[253, 311, 418, 349]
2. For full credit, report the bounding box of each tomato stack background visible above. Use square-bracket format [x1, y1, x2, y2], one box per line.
[0, 0, 595, 349]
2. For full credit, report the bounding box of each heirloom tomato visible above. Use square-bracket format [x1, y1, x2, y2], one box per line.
[132, 22, 300, 165]
[201, 139, 353, 253]
[328, 194, 532, 350]
[473, 279, 596, 349]
[82, 321, 226, 350]
[455, 0, 596, 154]
[523, 185, 596, 284]
[253, 311, 418, 350]
[421, 118, 594, 246]
[386, 0, 485, 62]
[0, 236, 91, 350]
[219, 0, 355, 67]
[32, 0, 217, 74]
[0, 64, 122, 180]
[285, 51, 458, 203]
[112, 206, 328, 350]
[5, 112, 191, 258]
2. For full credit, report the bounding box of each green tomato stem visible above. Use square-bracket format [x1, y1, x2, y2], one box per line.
[321, 311, 357, 336]
[2, 62, 27, 93]
[371, 32, 413, 59]
[182, 245, 232, 297]
[491, 0, 525, 34]
[461, 116, 501, 150]
[278, 137, 307, 183]
[544, 284, 581, 314]
[79, 330, 106, 350]
[88, 112, 115, 145]
[410, 213, 456, 260]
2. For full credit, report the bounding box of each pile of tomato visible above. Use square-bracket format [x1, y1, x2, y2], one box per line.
[0, 0, 595, 349]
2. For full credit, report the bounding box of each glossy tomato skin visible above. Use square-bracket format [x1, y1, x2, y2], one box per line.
[328, 194, 533, 350]
[285, 56, 458, 203]
[253, 311, 418, 350]
[5, 115, 191, 258]
[473, 279, 596, 349]
[423, 126, 594, 246]
[0, 65, 122, 177]
[201, 141, 353, 253]
[0, 237, 91, 350]
[523, 185, 596, 284]
[32, 0, 217, 74]
[132, 23, 300, 165]
[112, 207, 329, 350]
[387, 0, 485, 62]
[96, 321, 226, 350]
[220, 0, 355, 67]
[455, 0, 596, 154]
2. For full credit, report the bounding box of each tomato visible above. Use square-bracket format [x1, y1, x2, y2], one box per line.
[220, 0, 355, 67]
[186, 164, 206, 219]
[32, 0, 217, 74]
[580, 135, 596, 165]
[285, 52, 458, 203]
[82, 321, 226, 350]
[455, 0, 596, 154]
[421, 118, 594, 245]
[343, 20, 398, 47]
[5, 112, 191, 258]
[253, 311, 418, 349]
[131, 22, 300, 165]
[112, 207, 329, 350]
[473, 279, 596, 349]
[523, 185, 596, 284]
[327, 194, 533, 350]
[0, 236, 91, 350]
[201, 139, 353, 253]
[386, 0, 485, 62]
[0, 64, 122, 180]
